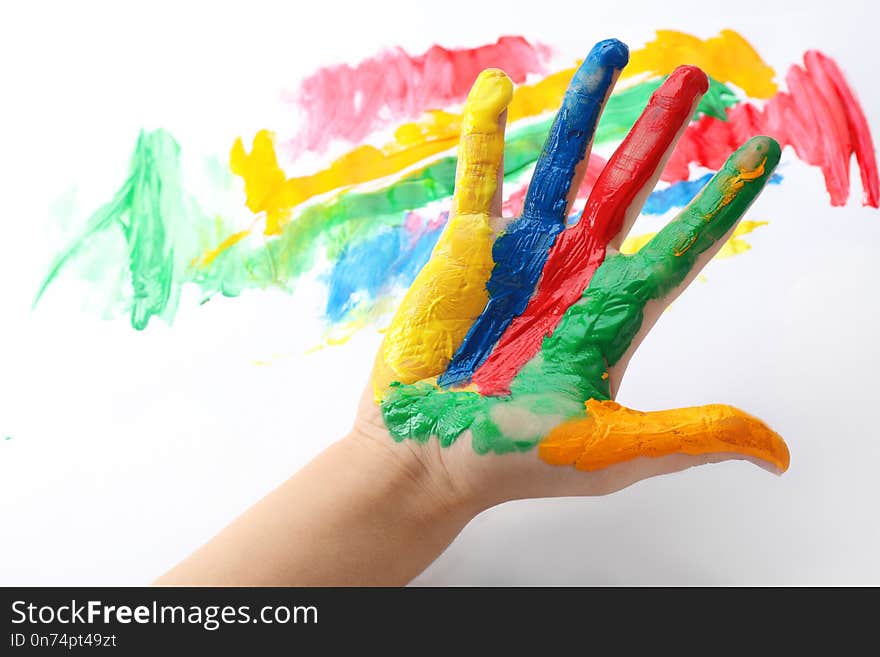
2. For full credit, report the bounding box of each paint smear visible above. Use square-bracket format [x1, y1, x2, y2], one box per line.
[35, 130, 208, 329]
[39, 31, 878, 340]
[222, 31, 754, 247]
[643, 172, 782, 216]
[621, 219, 770, 258]
[219, 74, 738, 249]
[664, 51, 879, 207]
[283, 36, 551, 157]
[621, 28, 777, 98]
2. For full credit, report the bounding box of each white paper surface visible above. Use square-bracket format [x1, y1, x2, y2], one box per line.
[0, 0, 877, 584]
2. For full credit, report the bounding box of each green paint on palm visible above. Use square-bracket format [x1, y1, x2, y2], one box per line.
[381, 137, 781, 454]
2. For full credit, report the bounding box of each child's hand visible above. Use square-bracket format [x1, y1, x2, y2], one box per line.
[358, 39, 789, 511]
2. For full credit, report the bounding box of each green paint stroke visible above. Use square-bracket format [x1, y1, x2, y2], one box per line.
[596, 76, 736, 142]
[37, 76, 740, 328]
[381, 137, 781, 454]
[35, 130, 212, 329]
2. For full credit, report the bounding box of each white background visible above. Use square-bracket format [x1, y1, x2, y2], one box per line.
[0, 0, 878, 585]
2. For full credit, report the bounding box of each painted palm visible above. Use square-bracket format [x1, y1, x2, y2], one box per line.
[372, 41, 790, 472]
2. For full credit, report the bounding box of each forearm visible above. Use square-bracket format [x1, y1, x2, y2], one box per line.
[155, 433, 478, 586]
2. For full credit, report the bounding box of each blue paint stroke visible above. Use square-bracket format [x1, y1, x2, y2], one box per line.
[643, 172, 782, 215]
[438, 39, 630, 388]
[324, 171, 780, 325]
[325, 216, 443, 322]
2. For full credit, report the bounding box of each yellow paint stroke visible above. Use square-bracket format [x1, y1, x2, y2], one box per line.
[192, 229, 250, 268]
[230, 117, 463, 235]
[372, 70, 513, 398]
[223, 71, 567, 243]
[621, 29, 777, 98]
[215, 29, 776, 262]
[619, 231, 655, 254]
[621, 219, 768, 258]
[538, 398, 790, 472]
[507, 67, 578, 122]
[229, 131, 289, 235]
[307, 295, 399, 354]
[715, 220, 768, 258]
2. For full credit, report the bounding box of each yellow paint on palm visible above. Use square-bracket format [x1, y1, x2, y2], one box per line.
[372, 70, 513, 398]
[621, 29, 777, 98]
[538, 399, 790, 472]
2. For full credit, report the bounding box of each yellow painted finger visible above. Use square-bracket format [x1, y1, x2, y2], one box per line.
[372, 70, 513, 399]
[538, 399, 790, 472]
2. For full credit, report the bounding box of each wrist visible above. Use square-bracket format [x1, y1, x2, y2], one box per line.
[347, 402, 484, 528]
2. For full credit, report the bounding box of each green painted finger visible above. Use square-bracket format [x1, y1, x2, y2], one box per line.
[633, 135, 782, 298]
[506, 137, 782, 402]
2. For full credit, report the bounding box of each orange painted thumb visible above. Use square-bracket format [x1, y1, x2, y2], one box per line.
[538, 399, 790, 472]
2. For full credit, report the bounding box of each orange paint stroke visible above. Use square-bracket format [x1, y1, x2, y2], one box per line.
[717, 156, 767, 210]
[670, 157, 766, 257]
[538, 399, 790, 472]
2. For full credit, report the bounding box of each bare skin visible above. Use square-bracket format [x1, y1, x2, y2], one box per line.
[155, 404, 774, 586]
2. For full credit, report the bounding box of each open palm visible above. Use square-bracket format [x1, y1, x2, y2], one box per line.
[361, 39, 788, 503]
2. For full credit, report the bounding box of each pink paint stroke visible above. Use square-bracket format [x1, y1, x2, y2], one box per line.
[664, 51, 879, 207]
[283, 36, 552, 158]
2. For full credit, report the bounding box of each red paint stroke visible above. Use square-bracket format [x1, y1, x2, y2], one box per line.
[502, 154, 607, 216]
[664, 51, 878, 207]
[283, 36, 551, 158]
[473, 66, 709, 395]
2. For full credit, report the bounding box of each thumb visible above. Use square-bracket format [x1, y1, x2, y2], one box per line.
[538, 399, 790, 473]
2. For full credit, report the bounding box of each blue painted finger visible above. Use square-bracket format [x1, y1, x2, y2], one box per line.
[438, 38, 630, 388]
